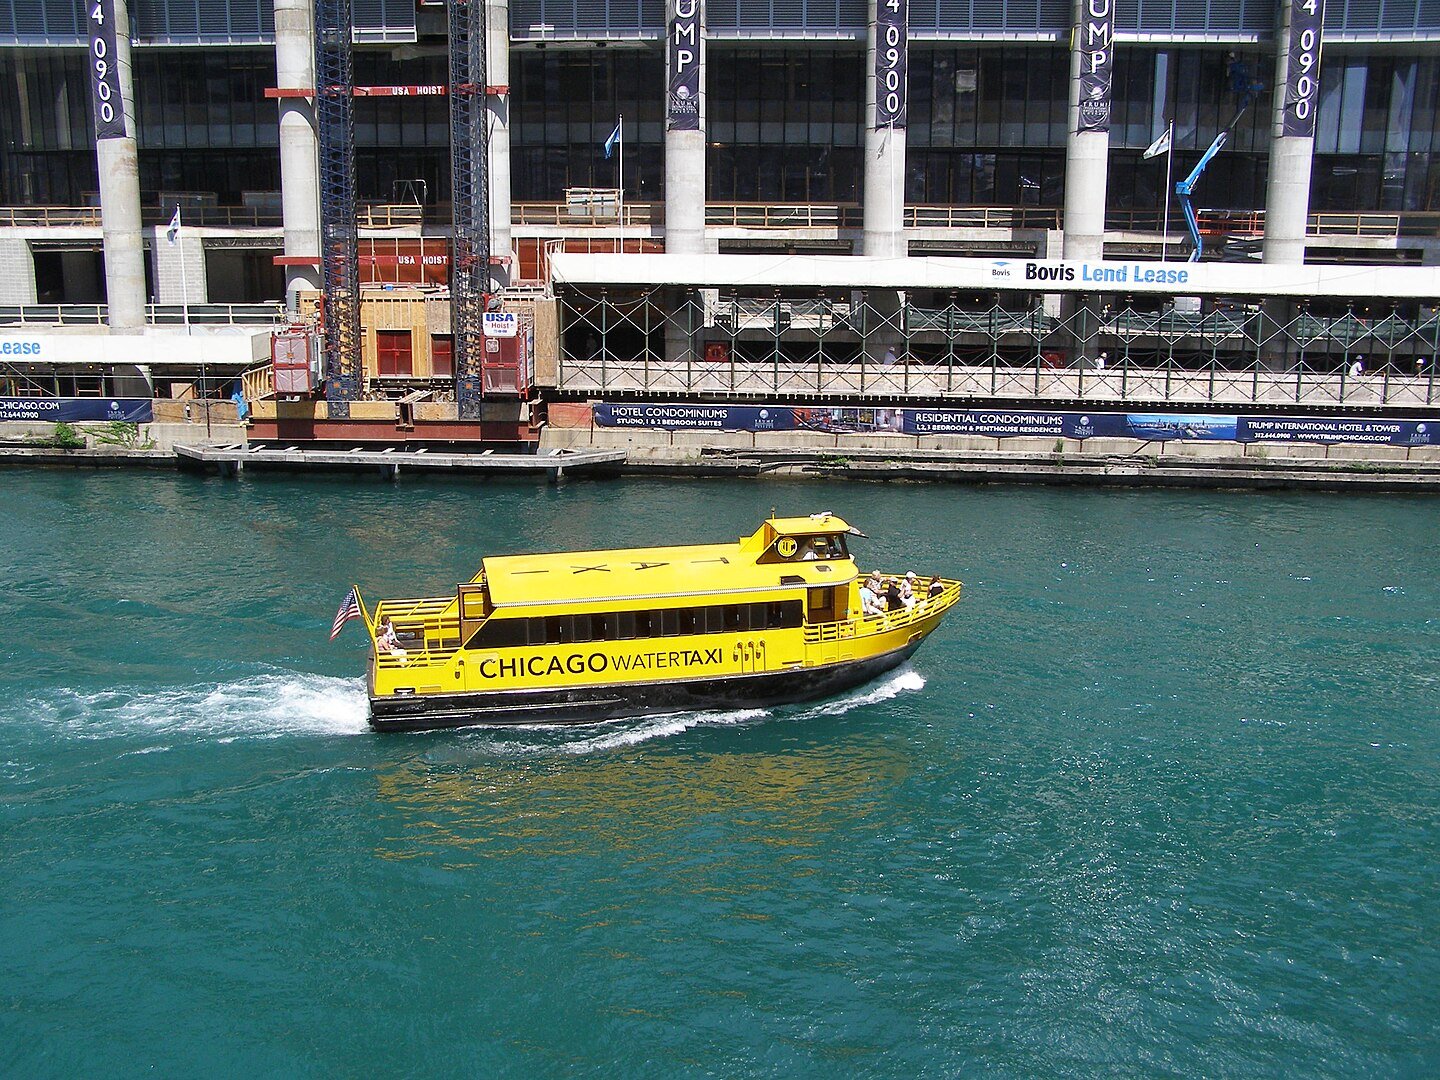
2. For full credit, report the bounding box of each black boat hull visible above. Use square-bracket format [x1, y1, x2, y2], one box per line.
[368, 643, 919, 732]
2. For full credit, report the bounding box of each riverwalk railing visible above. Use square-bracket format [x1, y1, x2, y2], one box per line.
[0, 303, 286, 326]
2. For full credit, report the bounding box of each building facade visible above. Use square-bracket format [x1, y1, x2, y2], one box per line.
[2, 1, 1437, 297]
[1, 0, 1438, 422]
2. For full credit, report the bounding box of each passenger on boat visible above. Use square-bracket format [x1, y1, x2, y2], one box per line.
[928, 575, 944, 600]
[901, 572, 918, 609]
[859, 577, 884, 616]
[884, 578, 904, 611]
[377, 617, 408, 662]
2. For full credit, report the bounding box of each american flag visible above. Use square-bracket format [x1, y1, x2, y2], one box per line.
[330, 587, 361, 640]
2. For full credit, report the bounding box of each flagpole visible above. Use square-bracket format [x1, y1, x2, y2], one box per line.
[1161, 118, 1173, 262]
[617, 114, 624, 245]
[178, 205, 206, 434]
[176, 204, 191, 334]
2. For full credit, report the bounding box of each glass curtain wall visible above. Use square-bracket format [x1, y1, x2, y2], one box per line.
[134, 48, 279, 204]
[351, 50, 451, 205]
[0, 49, 96, 204]
[907, 46, 1068, 206]
[1312, 52, 1440, 212]
[1106, 46, 1272, 213]
[707, 47, 863, 202]
[510, 48, 665, 202]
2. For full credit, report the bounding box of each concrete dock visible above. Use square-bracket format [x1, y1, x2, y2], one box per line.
[173, 443, 626, 480]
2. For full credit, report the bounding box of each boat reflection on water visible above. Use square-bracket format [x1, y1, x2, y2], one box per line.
[370, 693, 924, 866]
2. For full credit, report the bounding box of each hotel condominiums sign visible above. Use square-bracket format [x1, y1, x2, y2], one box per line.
[1076, 0, 1114, 133]
[1283, 0, 1325, 138]
[668, 0, 700, 131]
[86, 0, 127, 140]
[876, 0, 907, 128]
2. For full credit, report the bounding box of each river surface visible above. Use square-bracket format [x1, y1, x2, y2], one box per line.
[1, 468, 1437, 1076]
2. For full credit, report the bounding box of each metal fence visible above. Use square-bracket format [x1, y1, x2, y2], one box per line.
[557, 288, 1440, 408]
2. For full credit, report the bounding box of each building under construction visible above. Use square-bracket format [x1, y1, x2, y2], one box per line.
[1, 0, 1439, 450]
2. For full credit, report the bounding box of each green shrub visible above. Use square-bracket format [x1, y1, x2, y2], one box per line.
[51, 422, 85, 449]
[88, 421, 154, 450]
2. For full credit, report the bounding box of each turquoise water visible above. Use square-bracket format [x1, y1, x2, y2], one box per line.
[1, 469, 1437, 1076]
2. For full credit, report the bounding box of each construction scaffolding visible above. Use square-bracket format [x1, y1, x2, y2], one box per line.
[447, 0, 490, 420]
[555, 287, 1440, 409]
[314, 0, 362, 415]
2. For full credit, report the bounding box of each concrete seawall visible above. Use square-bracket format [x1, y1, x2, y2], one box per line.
[5, 421, 1440, 492]
[540, 424, 1440, 492]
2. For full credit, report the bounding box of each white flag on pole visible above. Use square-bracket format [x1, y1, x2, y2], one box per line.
[166, 205, 182, 245]
[1142, 128, 1172, 160]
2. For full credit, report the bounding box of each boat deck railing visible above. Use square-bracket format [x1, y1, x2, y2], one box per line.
[374, 596, 462, 670]
[805, 580, 962, 644]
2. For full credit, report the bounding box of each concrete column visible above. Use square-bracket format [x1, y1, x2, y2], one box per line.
[1061, 0, 1109, 264]
[664, 0, 706, 363]
[96, 0, 147, 332]
[1263, 0, 1317, 267]
[0, 239, 37, 304]
[1261, 0, 1322, 368]
[862, 0, 906, 260]
[1061, 0, 1113, 366]
[664, 0, 706, 256]
[153, 229, 207, 304]
[275, 0, 321, 309]
[860, 0, 906, 365]
[487, 0, 513, 291]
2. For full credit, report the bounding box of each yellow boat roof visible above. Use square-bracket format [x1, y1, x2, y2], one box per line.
[481, 514, 860, 608]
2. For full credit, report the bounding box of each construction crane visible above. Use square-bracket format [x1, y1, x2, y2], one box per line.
[1174, 58, 1264, 262]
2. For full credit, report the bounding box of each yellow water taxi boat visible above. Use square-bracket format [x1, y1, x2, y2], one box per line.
[354, 512, 961, 731]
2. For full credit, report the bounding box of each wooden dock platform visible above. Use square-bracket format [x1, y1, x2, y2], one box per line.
[174, 443, 626, 481]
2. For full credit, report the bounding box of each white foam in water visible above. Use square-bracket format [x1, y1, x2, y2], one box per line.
[30, 672, 370, 741]
[466, 665, 928, 756]
[28, 667, 926, 750]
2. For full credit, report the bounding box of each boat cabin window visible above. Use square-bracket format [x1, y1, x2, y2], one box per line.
[465, 600, 805, 649]
[761, 533, 849, 564]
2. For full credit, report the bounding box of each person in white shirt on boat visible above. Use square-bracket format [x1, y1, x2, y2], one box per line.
[376, 616, 408, 662]
[900, 571, 918, 609]
[859, 578, 884, 616]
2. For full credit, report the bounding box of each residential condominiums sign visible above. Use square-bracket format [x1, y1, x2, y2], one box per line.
[594, 404, 1440, 446]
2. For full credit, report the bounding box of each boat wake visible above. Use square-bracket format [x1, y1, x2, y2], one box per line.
[463, 665, 928, 756]
[21, 666, 926, 752]
[25, 672, 370, 742]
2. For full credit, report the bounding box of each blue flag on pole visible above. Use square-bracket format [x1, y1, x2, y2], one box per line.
[603, 122, 621, 159]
